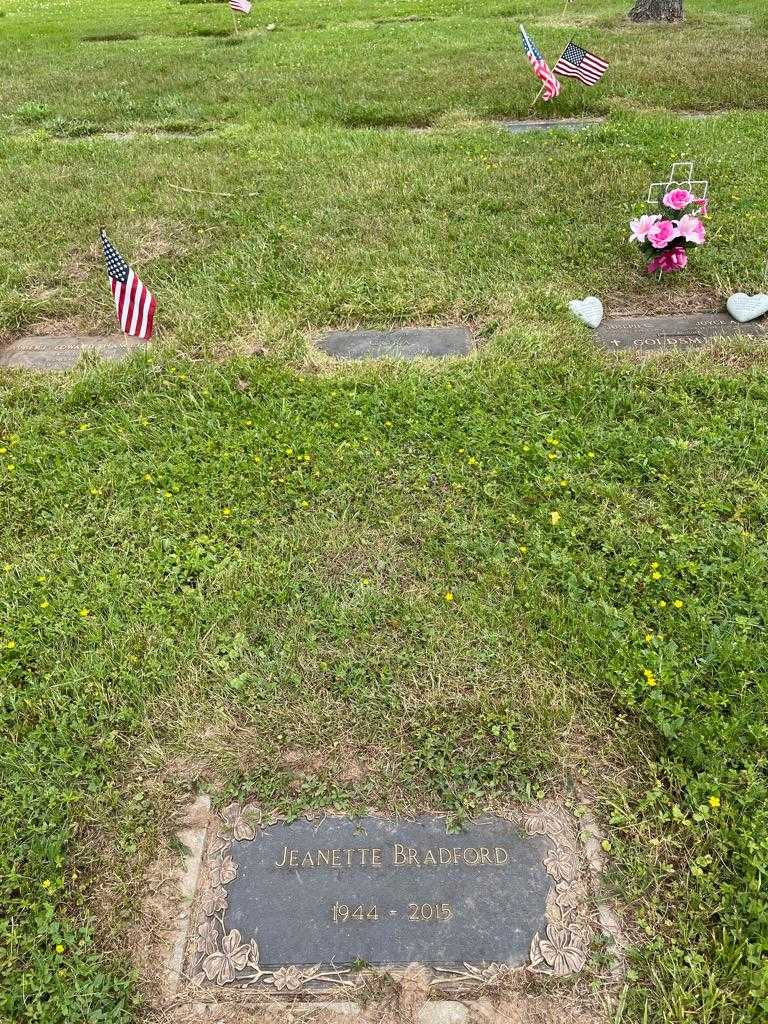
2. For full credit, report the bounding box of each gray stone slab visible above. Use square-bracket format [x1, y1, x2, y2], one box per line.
[319, 327, 471, 361]
[594, 313, 766, 352]
[218, 815, 549, 973]
[0, 335, 145, 371]
[497, 117, 605, 135]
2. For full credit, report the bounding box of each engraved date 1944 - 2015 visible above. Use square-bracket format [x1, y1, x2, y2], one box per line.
[331, 902, 454, 923]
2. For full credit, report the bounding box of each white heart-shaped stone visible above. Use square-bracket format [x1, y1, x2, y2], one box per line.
[726, 292, 768, 324]
[568, 296, 604, 329]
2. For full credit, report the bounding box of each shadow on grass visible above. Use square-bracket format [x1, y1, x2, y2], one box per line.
[184, 28, 230, 38]
[340, 113, 433, 130]
[81, 33, 140, 42]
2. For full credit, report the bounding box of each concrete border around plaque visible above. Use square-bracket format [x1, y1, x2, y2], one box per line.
[594, 312, 765, 353]
[0, 334, 146, 371]
[168, 799, 623, 1008]
[317, 326, 473, 361]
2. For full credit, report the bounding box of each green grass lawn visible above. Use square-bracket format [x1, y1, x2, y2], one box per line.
[1, 2, 768, 1023]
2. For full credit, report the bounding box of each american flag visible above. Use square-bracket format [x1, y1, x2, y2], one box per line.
[519, 25, 561, 101]
[229, 0, 252, 12]
[553, 42, 609, 87]
[100, 230, 156, 341]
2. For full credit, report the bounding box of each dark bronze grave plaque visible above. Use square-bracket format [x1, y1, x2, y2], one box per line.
[594, 313, 765, 352]
[318, 327, 472, 361]
[190, 807, 593, 994]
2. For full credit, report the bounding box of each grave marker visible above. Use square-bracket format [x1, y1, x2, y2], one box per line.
[0, 335, 145, 371]
[188, 808, 593, 994]
[497, 117, 605, 134]
[594, 313, 765, 352]
[318, 327, 471, 361]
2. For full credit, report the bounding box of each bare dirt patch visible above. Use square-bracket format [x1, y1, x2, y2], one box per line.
[602, 283, 720, 317]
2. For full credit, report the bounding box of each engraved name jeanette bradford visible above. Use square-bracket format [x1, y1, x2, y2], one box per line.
[273, 842, 513, 868]
[189, 806, 594, 993]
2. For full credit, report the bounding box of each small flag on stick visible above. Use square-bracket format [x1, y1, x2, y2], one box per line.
[229, 0, 252, 13]
[519, 24, 561, 102]
[553, 42, 609, 87]
[100, 230, 156, 341]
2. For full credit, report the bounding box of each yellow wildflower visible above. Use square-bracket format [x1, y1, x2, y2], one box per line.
[674, 600, 684, 608]
[708, 795, 720, 809]
[550, 511, 561, 526]
[79, 608, 90, 618]
[444, 592, 455, 602]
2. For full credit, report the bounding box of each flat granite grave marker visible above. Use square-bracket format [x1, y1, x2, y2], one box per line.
[318, 327, 472, 361]
[594, 313, 765, 352]
[0, 335, 144, 371]
[189, 807, 594, 994]
[497, 117, 605, 135]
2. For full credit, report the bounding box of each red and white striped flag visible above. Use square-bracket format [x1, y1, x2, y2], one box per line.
[100, 230, 156, 341]
[229, 0, 252, 13]
[519, 25, 561, 102]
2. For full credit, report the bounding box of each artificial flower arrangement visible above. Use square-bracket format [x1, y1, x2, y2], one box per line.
[630, 187, 708, 275]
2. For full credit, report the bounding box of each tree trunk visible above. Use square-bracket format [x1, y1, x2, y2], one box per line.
[628, 0, 683, 21]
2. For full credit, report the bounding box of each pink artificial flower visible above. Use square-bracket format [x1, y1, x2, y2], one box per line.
[676, 214, 706, 245]
[695, 196, 709, 216]
[647, 247, 688, 274]
[629, 214, 661, 243]
[647, 219, 678, 249]
[663, 188, 695, 211]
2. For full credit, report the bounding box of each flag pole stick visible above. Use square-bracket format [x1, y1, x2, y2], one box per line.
[231, 8, 239, 35]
